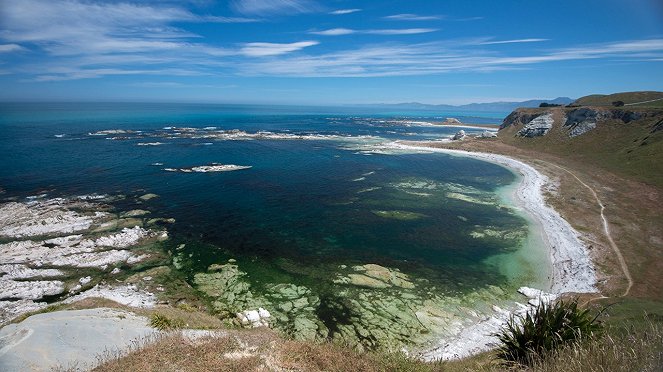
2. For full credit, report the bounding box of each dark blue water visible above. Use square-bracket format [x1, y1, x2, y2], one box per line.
[0, 102, 532, 320]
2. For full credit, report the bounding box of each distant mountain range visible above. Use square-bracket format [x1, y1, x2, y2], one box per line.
[354, 97, 574, 113]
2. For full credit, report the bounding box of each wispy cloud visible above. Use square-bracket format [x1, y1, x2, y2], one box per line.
[1, 1, 661, 83]
[240, 41, 318, 57]
[0, 44, 26, 53]
[330, 9, 361, 15]
[0, 0, 305, 80]
[129, 81, 235, 89]
[367, 28, 438, 35]
[230, 0, 320, 16]
[384, 14, 441, 21]
[311, 28, 356, 36]
[238, 38, 663, 77]
[311, 28, 438, 36]
[478, 38, 549, 45]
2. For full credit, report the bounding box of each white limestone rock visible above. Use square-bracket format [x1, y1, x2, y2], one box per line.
[452, 130, 466, 140]
[65, 284, 156, 308]
[0, 279, 65, 300]
[517, 113, 554, 137]
[0, 264, 64, 280]
[237, 307, 271, 328]
[0, 200, 99, 238]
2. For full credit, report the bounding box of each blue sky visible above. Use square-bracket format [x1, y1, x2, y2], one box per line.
[1, 0, 662, 105]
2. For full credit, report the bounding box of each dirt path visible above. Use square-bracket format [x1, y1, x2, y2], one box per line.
[624, 97, 663, 106]
[542, 161, 633, 297]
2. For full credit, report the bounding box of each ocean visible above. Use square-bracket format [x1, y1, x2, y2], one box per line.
[0, 102, 550, 349]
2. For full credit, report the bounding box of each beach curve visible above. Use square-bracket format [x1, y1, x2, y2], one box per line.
[387, 142, 597, 360]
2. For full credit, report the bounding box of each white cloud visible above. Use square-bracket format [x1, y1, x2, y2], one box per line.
[330, 9, 361, 15]
[230, 0, 320, 16]
[478, 38, 549, 45]
[0, 44, 26, 53]
[311, 28, 437, 36]
[367, 29, 438, 35]
[240, 41, 319, 57]
[237, 38, 663, 77]
[0, 0, 255, 57]
[311, 28, 356, 36]
[384, 14, 441, 21]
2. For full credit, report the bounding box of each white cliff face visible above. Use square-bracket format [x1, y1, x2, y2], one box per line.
[517, 113, 554, 137]
[564, 108, 602, 137]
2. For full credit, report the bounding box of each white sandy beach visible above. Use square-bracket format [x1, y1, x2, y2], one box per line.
[387, 142, 597, 360]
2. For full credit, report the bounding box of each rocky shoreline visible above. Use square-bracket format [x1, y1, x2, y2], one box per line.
[0, 195, 167, 325]
[0, 143, 598, 363]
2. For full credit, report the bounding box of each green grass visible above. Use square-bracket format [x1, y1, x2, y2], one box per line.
[572, 91, 663, 108]
[500, 107, 663, 188]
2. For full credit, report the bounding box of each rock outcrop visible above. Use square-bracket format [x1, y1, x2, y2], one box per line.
[0, 196, 166, 324]
[478, 130, 497, 138]
[452, 130, 466, 140]
[500, 111, 541, 130]
[517, 113, 554, 137]
[501, 106, 652, 138]
[442, 118, 462, 125]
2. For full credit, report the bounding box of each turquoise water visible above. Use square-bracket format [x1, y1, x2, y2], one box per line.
[0, 102, 542, 348]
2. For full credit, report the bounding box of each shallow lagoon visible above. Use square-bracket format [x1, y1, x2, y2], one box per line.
[0, 103, 547, 350]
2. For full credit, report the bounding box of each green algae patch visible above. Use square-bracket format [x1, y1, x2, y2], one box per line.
[193, 263, 261, 317]
[334, 264, 415, 289]
[184, 256, 522, 352]
[372, 210, 427, 220]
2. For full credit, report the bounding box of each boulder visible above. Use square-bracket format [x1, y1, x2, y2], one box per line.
[236, 307, 271, 328]
[452, 130, 466, 140]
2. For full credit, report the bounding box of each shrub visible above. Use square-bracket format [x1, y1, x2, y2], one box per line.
[149, 313, 184, 330]
[495, 299, 602, 366]
[612, 101, 625, 107]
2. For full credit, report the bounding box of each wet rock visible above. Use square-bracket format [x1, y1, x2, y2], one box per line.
[138, 193, 159, 201]
[372, 210, 427, 220]
[334, 264, 415, 290]
[193, 264, 261, 314]
[120, 209, 150, 218]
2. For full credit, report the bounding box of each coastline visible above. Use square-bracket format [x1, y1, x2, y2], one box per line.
[389, 142, 598, 360]
[392, 142, 597, 295]
[0, 139, 599, 365]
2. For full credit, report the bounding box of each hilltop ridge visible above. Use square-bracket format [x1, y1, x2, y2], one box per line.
[497, 93, 663, 187]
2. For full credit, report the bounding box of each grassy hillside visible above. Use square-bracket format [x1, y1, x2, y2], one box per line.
[572, 91, 663, 108]
[499, 107, 663, 188]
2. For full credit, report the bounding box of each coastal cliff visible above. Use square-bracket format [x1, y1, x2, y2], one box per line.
[497, 102, 663, 187]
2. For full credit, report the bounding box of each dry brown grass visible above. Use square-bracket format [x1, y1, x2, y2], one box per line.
[91, 325, 502, 372]
[529, 323, 663, 372]
[93, 328, 282, 371]
[408, 136, 663, 301]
